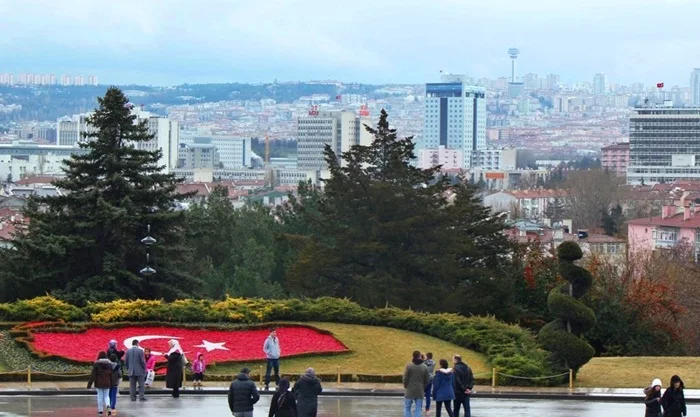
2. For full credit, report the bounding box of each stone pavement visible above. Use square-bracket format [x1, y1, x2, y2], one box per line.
[3, 381, 700, 402]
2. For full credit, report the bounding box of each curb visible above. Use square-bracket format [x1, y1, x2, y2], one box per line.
[1, 388, 698, 403]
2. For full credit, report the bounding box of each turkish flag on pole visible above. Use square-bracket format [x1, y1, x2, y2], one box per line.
[657, 82, 664, 88]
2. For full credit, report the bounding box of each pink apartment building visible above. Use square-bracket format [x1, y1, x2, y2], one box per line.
[601, 142, 629, 177]
[628, 193, 700, 260]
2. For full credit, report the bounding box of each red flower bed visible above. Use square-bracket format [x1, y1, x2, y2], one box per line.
[30, 326, 348, 364]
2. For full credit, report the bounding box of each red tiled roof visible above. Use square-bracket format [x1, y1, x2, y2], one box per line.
[506, 189, 566, 199]
[15, 176, 61, 186]
[627, 213, 700, 228]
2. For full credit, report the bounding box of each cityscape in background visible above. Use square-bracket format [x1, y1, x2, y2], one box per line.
[2, 46, 700, 251]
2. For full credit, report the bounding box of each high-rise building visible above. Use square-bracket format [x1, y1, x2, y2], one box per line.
[523, 73, 540, 90]
[628, 106, 700, 184]
[61, 75, 72, 86]
[296, 109, 372, 173]
[593, 73, 607, 95]
[546, 74, 560, 90]
[87, 75, 98, 86]
[56, 107, 179, 173]
[691, 69, 700, 106]
[74, 76, 84, 86]
[423, 74, 486, 169]
[177, 143, 220, 170]
[179, 135, 252, 168]
[507, 48, 525, 98]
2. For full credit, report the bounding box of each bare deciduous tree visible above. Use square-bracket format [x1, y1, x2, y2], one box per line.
[563, 169, 624, 230]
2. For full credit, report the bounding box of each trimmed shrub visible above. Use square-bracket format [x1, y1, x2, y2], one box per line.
[538, 242, 596, 374]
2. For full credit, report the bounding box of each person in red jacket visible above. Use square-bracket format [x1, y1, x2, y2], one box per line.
[88, 351, 115, 416]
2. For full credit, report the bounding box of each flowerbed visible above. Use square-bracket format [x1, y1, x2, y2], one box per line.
[24, 324, 348, 365]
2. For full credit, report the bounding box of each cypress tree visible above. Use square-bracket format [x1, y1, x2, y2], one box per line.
[0, 87, 200, 303]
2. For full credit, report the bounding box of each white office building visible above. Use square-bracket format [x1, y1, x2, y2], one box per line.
[55, 107, 179, 173]
[178, 135, 252, 169]
[423, 74, 486, 169]
[628, 106, 700, 184]
[691, 69, 700, 106]
[0, 143, 88, 180]
[296, 109, 372, 173]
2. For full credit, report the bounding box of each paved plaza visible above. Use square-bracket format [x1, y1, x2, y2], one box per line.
[2, 395, 697, 417]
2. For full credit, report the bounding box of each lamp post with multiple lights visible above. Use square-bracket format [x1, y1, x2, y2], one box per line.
[140, 224, 156, 276]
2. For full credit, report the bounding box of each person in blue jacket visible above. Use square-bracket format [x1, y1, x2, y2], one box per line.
[432, 359, 455, 417]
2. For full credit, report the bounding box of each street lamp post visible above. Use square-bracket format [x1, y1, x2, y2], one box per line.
[140, 224, 157, 276]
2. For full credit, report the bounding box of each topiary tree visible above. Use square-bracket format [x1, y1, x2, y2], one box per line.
[538, 241, 596, 375]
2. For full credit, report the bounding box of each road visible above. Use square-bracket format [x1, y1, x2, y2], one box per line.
[0, 395, 692, 416]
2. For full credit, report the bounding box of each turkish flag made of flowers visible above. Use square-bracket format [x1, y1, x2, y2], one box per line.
[30, 326, 348, 364]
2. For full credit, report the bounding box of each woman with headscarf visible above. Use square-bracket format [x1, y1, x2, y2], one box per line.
[106, 339, 124, 366]
[268, 377, 297, 417]
[292, 368, 322, 417]
[164, 339, 184, 398]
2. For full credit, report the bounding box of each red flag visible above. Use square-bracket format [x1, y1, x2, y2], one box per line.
[657, 83, 664, 88]
[336, 95, 342, 101]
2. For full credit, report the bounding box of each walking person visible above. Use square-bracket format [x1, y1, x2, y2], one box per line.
[424, 352, 436, 415]
[228, 367, 260, 417]
[403, 351, 430, 417]
[432, 359, 455, 417]
[452, 355, 474, 417]
[268, 378, 297, 417]
[293, 368, 323, 417]
[87, 351, 113, 416]
[263, 328, 281, 390]
[644, 378, 664, 417]
[662, 375, 687, 417]
[108, 353, 122, 415]
[144, 348, 156, 389]
[164, 339, 184, 398]
[124, 339, 147, 402]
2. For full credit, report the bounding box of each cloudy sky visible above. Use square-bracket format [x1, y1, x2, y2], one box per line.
[2, 0, 700, 86]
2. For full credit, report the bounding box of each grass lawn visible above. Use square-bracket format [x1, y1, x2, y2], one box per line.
[210, 322, 488, 377]
[577, 357, 700, 388]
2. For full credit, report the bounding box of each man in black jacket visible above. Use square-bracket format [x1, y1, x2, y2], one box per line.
[452, 355, 475, 417]
[228, 367, 260, 417]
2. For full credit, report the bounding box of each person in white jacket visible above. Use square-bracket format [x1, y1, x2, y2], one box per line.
[263, 328, 281, 390]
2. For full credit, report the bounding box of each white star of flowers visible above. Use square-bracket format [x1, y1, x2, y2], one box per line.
[193, 340, 230, 352]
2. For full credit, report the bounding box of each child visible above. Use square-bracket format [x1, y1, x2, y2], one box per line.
[144, 348, 156, 389]
[644, 378, 663, 417]
[87, 351, 113, 416]
[192, 353, 206, 388]
[109, 353, 122, 415]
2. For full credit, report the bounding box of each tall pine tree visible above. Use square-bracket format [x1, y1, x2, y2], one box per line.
[0, 87, 200, 303]
[283, 110, 512, 313]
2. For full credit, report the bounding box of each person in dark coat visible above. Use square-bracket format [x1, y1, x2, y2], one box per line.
[644, 378, 663, 417]
[164, 339, 184, 398]
[293, 368, 323, 417]
[432, 359, 455, 417]
[452, 355, 474, 417]
[87, 351, 114, 416]
[228, 367, 260, 417]
[106, 340, 125, 366]
[269, 377, 297, 417]
[662, 375, 687, 417]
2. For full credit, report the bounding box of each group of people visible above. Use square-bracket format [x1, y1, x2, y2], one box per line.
[87, 338, 206, 415]
[227, 367, 323, 417]
[644, 375, 687, 417]
[403, 351, 474, 417]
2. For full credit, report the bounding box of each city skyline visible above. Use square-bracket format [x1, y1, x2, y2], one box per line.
[2, 0, 700, 86]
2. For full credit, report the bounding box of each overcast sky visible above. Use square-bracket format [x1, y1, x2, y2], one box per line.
[2, 0, 700, 86]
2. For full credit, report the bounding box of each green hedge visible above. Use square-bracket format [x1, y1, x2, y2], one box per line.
[0, 296, 553, 385]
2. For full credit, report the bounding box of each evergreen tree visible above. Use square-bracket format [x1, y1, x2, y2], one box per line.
[0, 87, 199, 303]
[544, 197, 567, 223]
[283, 110, 512, 313]
[600, 204, 624, 237]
